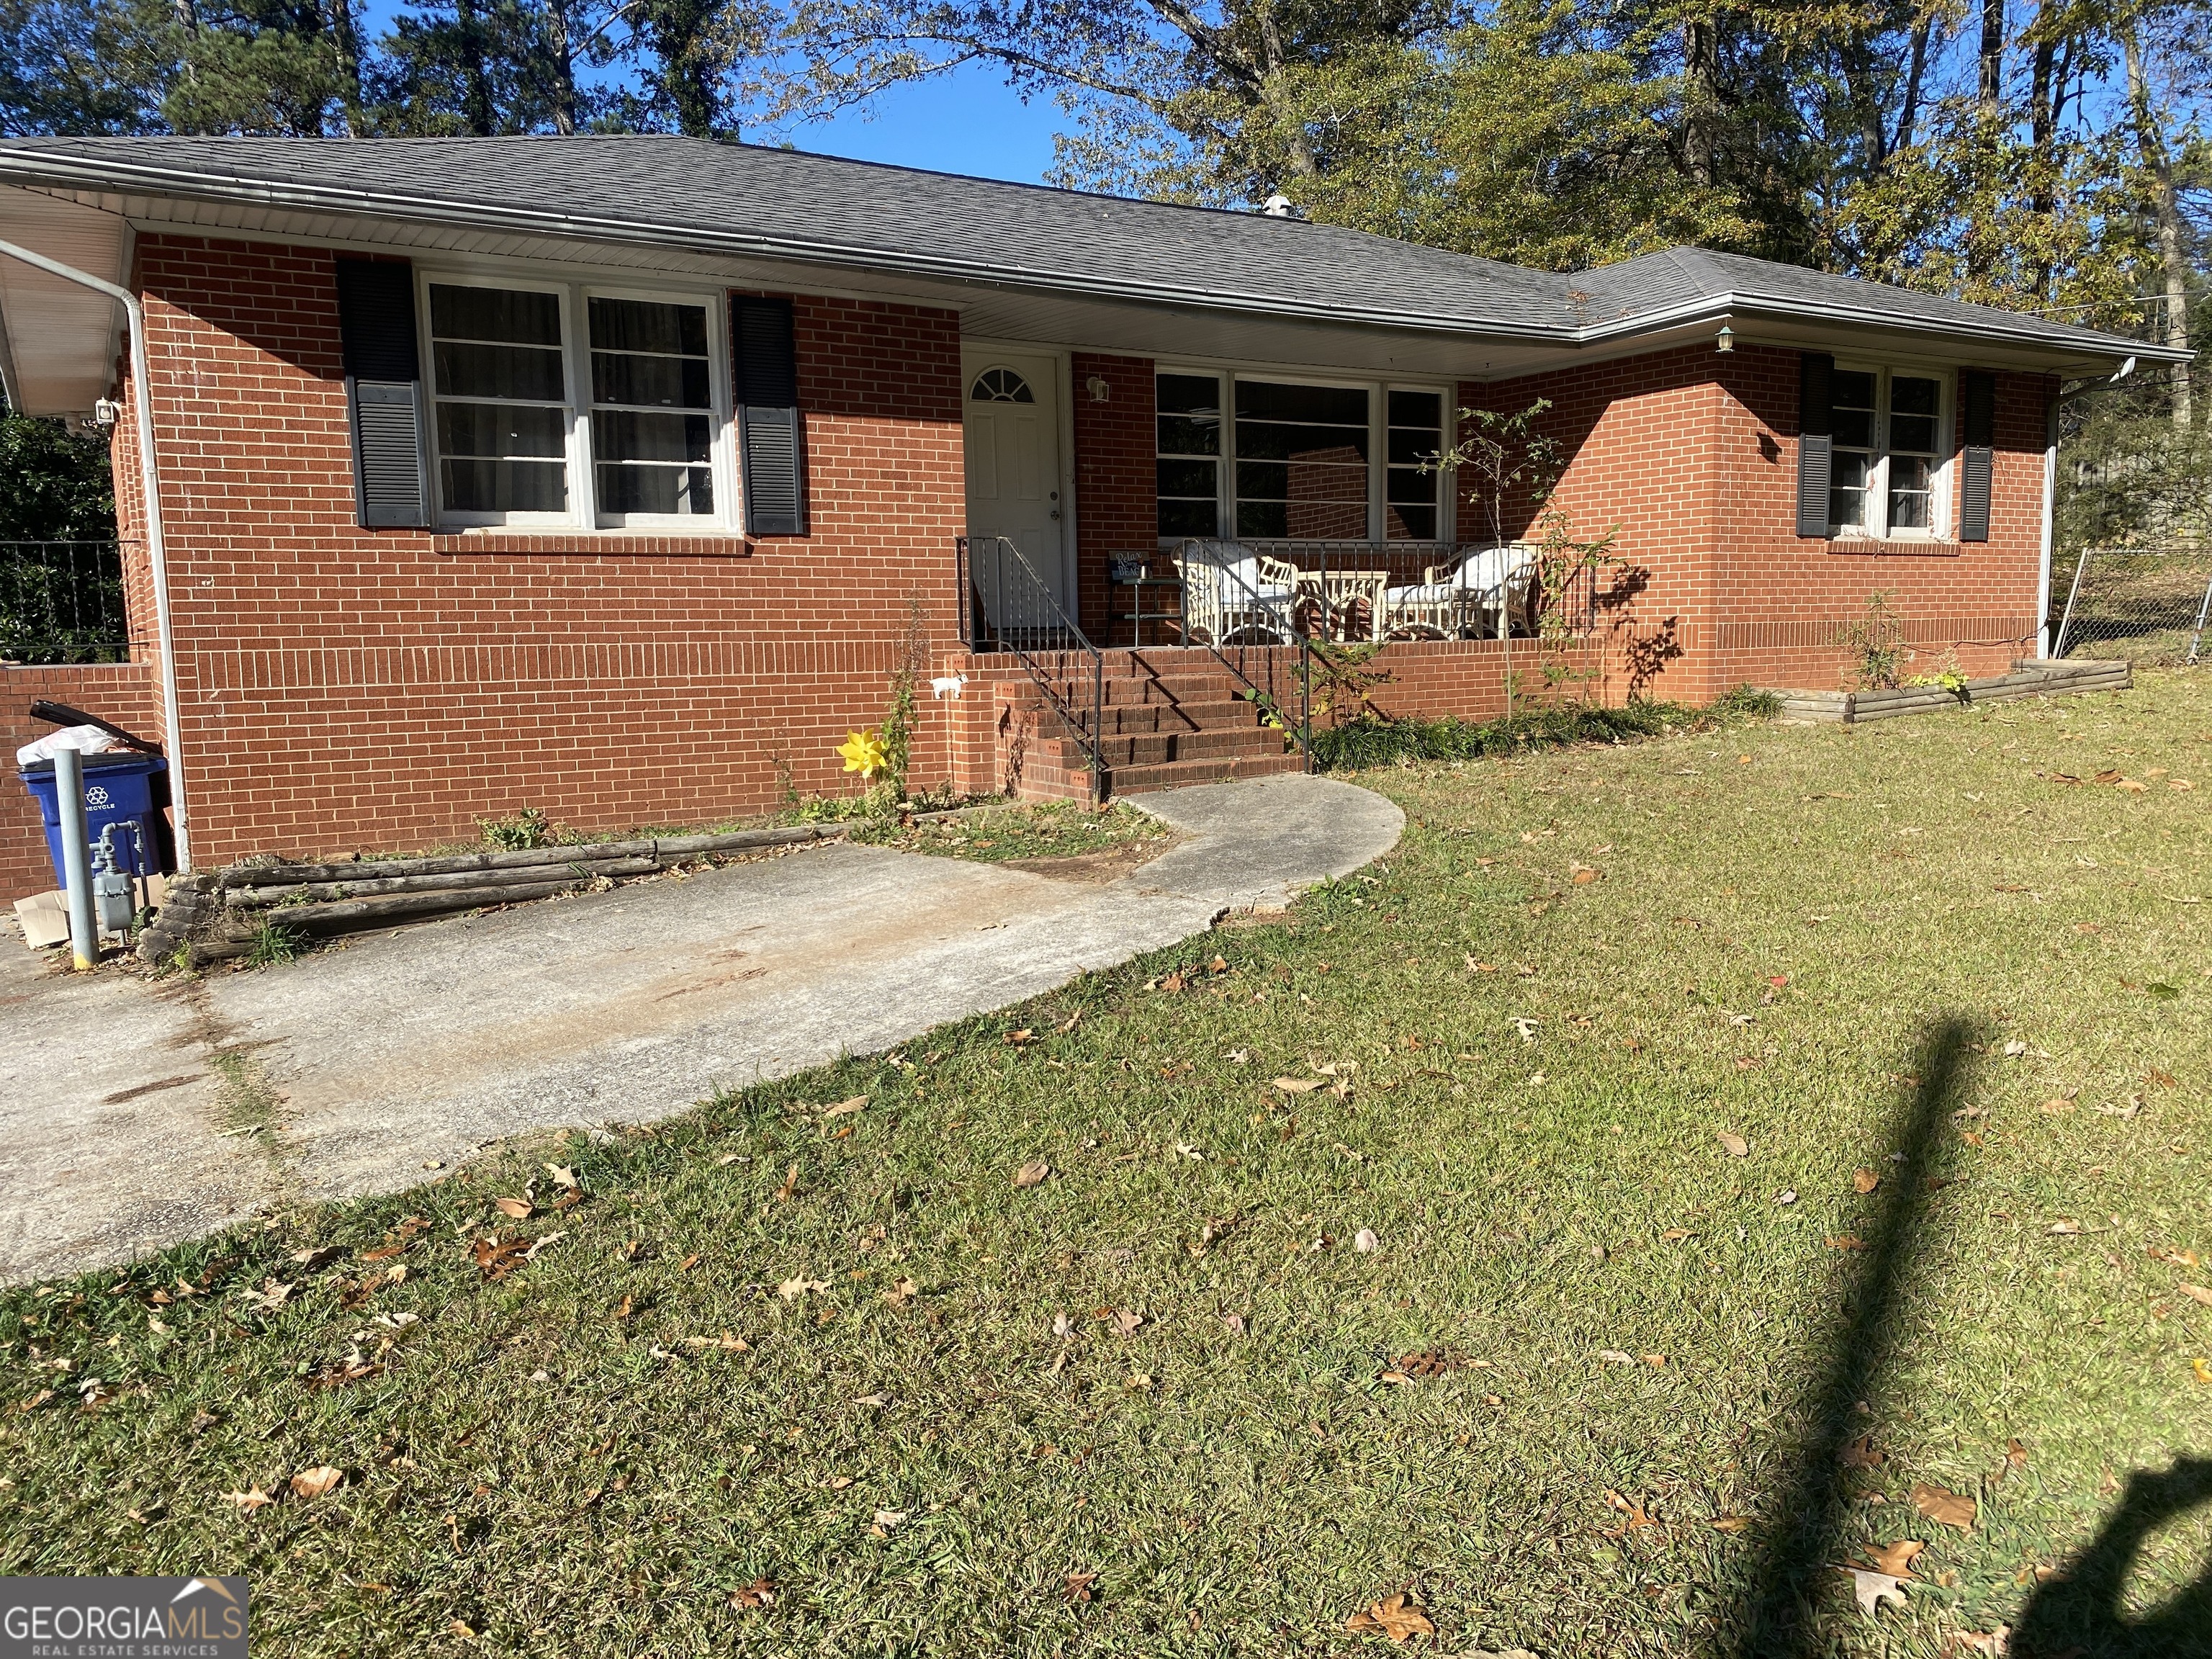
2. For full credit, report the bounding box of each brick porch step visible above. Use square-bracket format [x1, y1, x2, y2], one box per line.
[1001, 651, 1303, 802]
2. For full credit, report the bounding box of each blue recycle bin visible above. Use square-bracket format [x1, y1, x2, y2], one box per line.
[17, 752, 171, 888]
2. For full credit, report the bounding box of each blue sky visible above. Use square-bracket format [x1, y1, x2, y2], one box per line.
[779, 63, 1064, 185]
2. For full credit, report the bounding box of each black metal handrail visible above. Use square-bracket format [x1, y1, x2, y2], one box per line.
[0, 540, 136, 665]
[956, 536, 1107, 805]
[1165, 543, 1313, 770]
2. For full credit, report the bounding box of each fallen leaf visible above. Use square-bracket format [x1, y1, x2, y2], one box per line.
[1344, 1591, 1435, 1642]
[1829, 1236, 1866, 1252]
[1603, 1488, 1658, 1536]
[1776, 1190, 1799, 1205]
[1572, 866, 1600, 885]
[1719, 1132, 1750, 1157]
[873, 1509, 908, 1529]
[1013, 1160, 1051, 1190]
[1112, 1308, 1144, 1337]
[450, 1619, 477, 1640]
[2193, 1357, 2212, 1385]
[1910, 1482, 1977, 1530]
[778, 1277, 829, 1299]
[611, 1294, 634, 1321]
[1711, 1514, 1753, 1533]
[774, 1164, 800, 1202]
[883, 1278, 920, 1308]
[1354, 1228, 1380, 1253]
[1273, 1076, 1323, 1094]
[729, 1577, 775, 1610]
[2049, 1220, 2082, 1236]
[1840, 1567, 1910, 1615]
[1951, 1630, 2010, 1655]
[1004, 1028, 1035, 1045]
[494, 1196, 534, 1220]
[2180, 1285, 2212, 1308]
[853, 1393, 888, 1408]
[1853, 1169, 1880, 1194]
[1864, 1539, 1924, 1578]
[1597, 1349, 1635, 1364]
[1660, 1226, 1692, 1242]
[546, 1164, 579, 1189]
[1839, 1435, 1884, 1470]
[289, 1465, 345, 1501]
[822, 1096, 868, 1118]
[1063, 1570, 1098, 1604]
[1219, 1312, 1247, 1336]
[220, 1487, 275, 1511]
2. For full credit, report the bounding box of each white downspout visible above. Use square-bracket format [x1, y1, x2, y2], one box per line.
[0, 237, 190, 871]
[2036, 395, 2058, 661]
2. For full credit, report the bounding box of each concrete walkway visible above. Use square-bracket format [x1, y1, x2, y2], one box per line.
[0, 774, 1402, 1284]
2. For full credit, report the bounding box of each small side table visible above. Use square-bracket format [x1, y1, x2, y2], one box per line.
[1109, 559, 1187, 647]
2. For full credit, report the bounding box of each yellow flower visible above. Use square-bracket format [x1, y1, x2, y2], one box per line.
[837, 729, 890, 781]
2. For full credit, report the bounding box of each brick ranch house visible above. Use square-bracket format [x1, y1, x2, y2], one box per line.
[0, 135, 2172, 896]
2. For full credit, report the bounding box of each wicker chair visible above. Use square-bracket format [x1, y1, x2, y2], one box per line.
[1381, 542, 1539, 639]
[1172, 539, 1296, 645]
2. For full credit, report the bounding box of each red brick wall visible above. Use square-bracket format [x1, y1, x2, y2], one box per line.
[1473, 342, 2053, 701]
[1070, 354, 1156, 639]
[98, 234, 968, 869]
[2, 664, 160, 901]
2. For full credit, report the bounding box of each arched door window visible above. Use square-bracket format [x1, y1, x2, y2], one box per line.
[971, 367, 1035, 404]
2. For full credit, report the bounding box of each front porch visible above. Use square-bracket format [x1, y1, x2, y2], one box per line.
[949, 527, 1595, 804]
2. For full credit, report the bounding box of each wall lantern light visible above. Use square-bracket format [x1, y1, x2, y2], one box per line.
[1715, 325, 1735, 354]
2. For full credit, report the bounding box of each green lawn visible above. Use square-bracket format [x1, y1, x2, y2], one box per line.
[5, 674, 2211, 1657]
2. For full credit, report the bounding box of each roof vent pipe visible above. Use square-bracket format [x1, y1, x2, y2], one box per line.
[1261, 193, 1300, 219]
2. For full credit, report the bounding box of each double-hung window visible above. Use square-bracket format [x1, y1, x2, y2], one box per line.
[424, 275, 732, 530]
[1155, 370, 1449, 541]
[1830, 367, 1948, 538]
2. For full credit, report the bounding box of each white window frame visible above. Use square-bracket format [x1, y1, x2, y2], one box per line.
[419, 269, 739, 533]
[1829, 363, 1954, 541]
[1154, 363, 1455, 544]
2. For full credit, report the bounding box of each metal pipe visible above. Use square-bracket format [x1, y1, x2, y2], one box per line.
[0, 236, 191, 871]
[2189, 572, 2212, 665]
[2051, 547, 2092, 660]
[54, 747, 98, 971]
[2036, 396, 2059, 658]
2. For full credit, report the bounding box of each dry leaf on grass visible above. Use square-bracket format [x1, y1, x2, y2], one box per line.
[882, 1278, 920, 1308]
[729, 1577, 775, 1610]
[1853, 1169, 1881, 1193]
[1719, 1132, 1750, 1157]
[774, 1164, 800, 1202]
[1602, 1489, 1657, 1536]
[1013, 1160, 1051, 1189]
[2179, 1285, 2212, 1307]
[1863, 1539, 1924, 1577]
[1711, 1514, 1753, 1533]
[1273, 1076, 1323, 1094]
[1839, 1567, 1910, 1615]
[1910, 1482, 1977, 1530]
[1840, 1435, 1885, 1470]
[1354, 1228, 1380, 1253]
[547, 1164, 579, 1189]
[494, 1196, 534, 1220]
[220, 1487, 275, 1511]
[1111, 1308, 1144, 1337]
[1063, 1571, 1098, 1604]
[289, 1465, 344, 1500]
[778, 1277, 829, 1300]
[822, 1095, 868, 1118]
[1344, 1592, 1434, 1642]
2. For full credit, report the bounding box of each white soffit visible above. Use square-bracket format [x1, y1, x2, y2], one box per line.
[0, 186, 127, 415]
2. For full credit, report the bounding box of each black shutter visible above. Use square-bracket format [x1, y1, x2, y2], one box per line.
[1958, 369, 1995, 542]
[334, 258, 429, 530]
[1796, 351, 1833, 539]
[732, 295, 806, 536]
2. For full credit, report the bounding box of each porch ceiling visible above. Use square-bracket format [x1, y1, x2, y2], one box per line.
[0, 186, 128, 415]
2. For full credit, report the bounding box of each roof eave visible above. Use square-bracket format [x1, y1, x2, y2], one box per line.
[1578, 287, 2184, 365]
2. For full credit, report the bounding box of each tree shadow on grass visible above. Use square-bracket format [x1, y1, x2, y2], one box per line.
[2010, 1458, 2212, 1658]
[1730, 1015, 1979, 1657]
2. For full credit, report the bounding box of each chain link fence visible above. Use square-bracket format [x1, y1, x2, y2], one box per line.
[2049, 547, 2212, 665]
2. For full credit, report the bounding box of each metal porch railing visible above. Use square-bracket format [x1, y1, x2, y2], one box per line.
[1, 540, 136, 665]
[956, 535, 1107, 805]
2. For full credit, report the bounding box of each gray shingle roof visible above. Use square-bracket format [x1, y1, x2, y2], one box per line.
[0, 133, 2169, 361]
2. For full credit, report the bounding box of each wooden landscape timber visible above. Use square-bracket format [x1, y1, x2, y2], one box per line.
[137, 823, 852, 964]
[1768, 659, 2131, 724]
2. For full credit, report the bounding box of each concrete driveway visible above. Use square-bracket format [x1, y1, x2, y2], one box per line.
[0, 774, 1401, 1284]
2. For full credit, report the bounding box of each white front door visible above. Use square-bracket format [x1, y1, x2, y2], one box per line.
[962, 352, 1066, 624]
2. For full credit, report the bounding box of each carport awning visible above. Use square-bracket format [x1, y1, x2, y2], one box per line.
[0, 185, 129, 416]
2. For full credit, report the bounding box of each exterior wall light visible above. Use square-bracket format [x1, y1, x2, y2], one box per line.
[1715, 325, 1735, 353]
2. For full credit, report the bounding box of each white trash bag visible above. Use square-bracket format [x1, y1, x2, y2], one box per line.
[16, 724, 120, 768]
